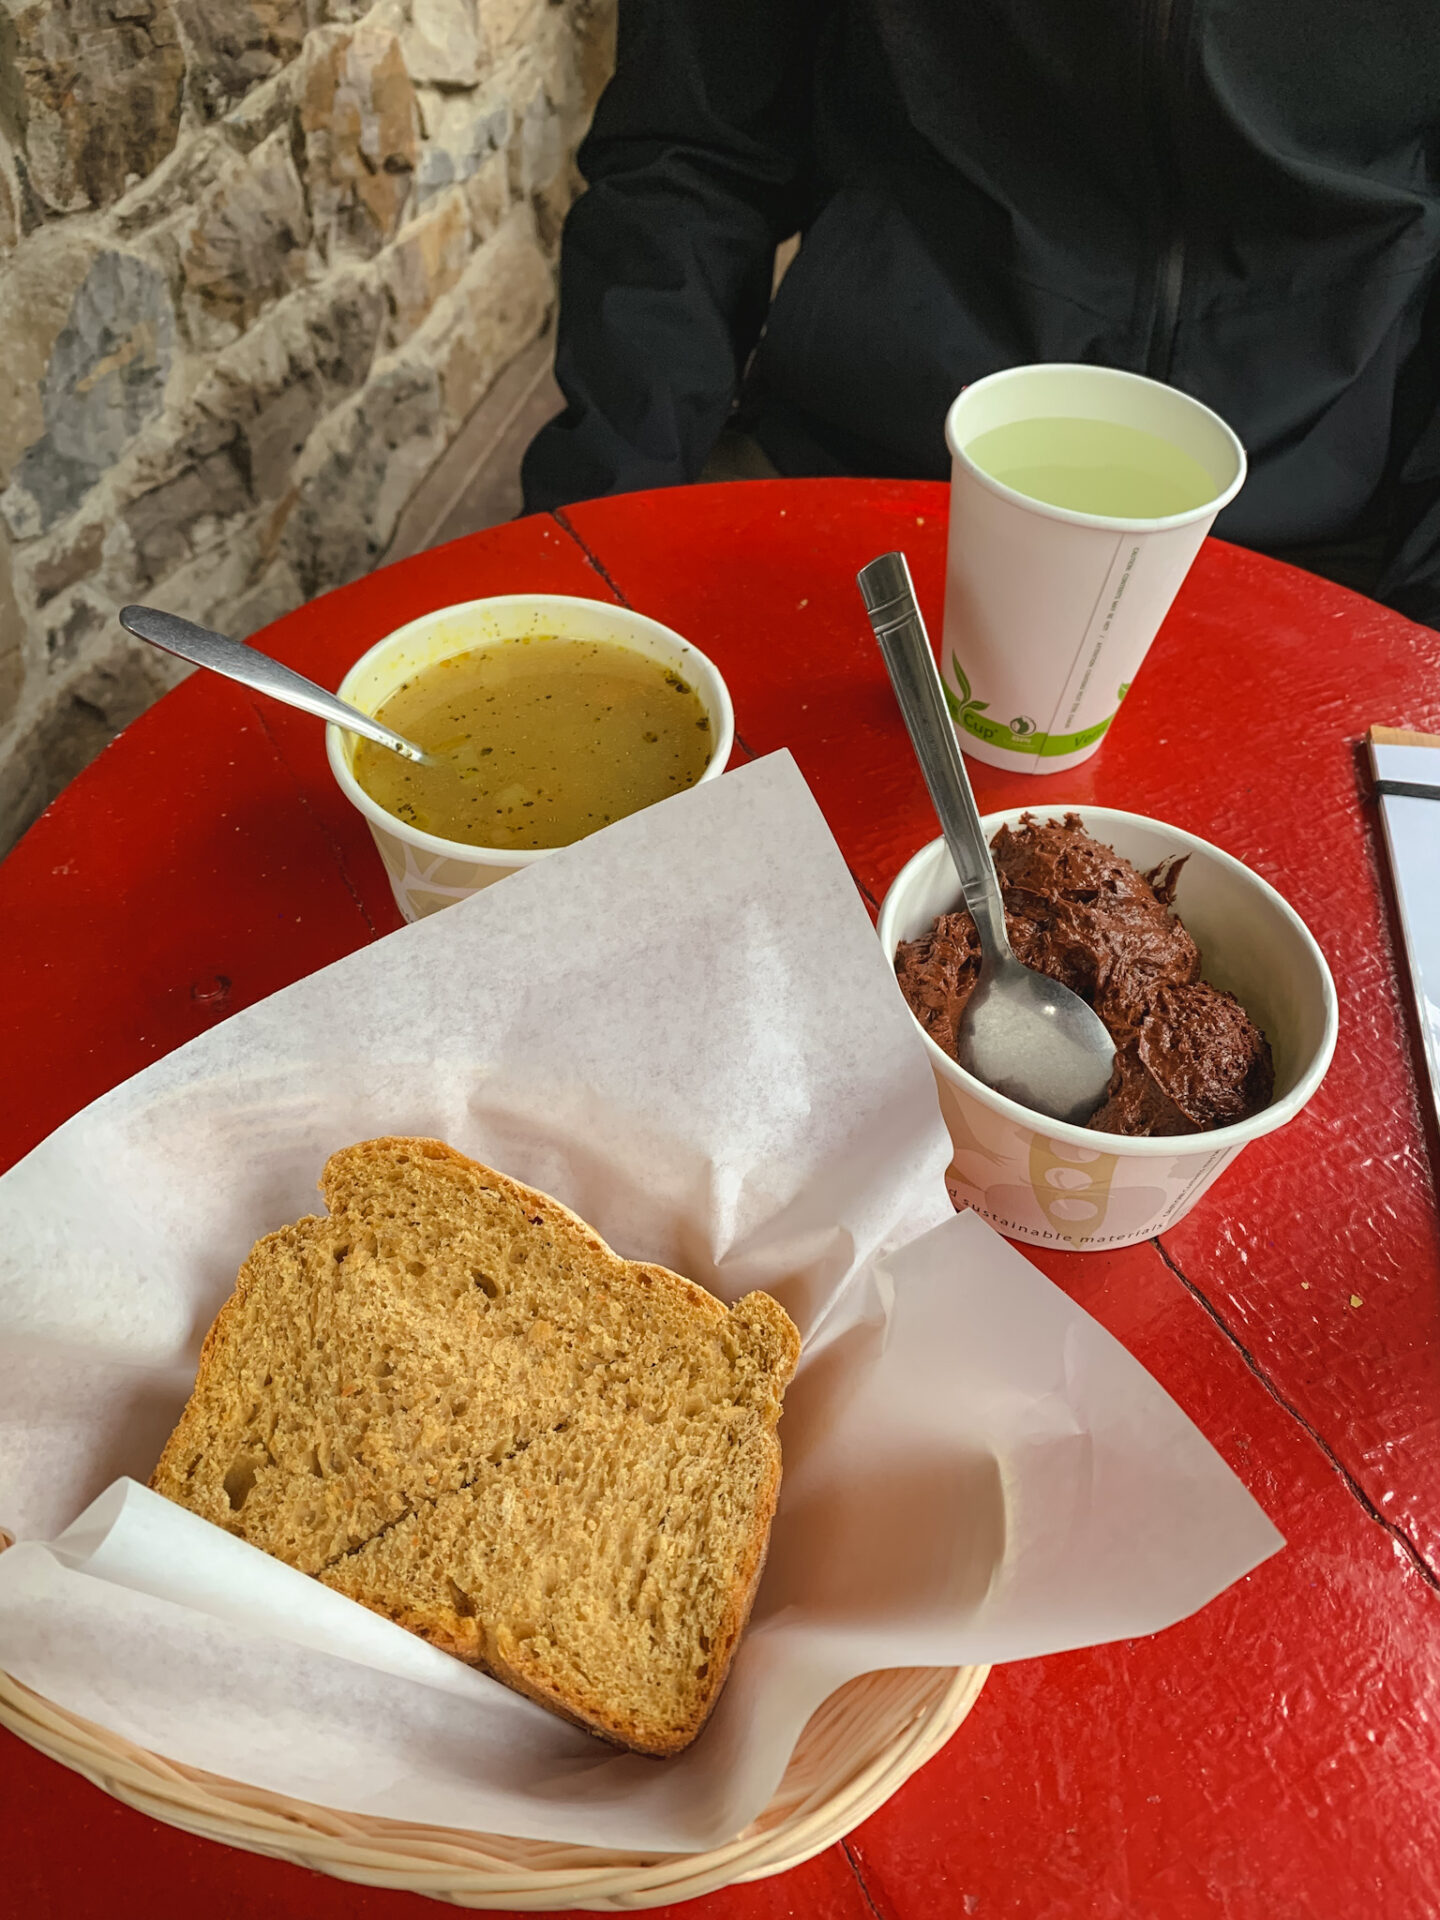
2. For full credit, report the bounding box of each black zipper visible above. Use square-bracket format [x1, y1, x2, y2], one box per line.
[1143, 0, 1196, 382]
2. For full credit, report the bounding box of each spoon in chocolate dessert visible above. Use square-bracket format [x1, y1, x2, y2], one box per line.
[858, 552, 1115, 1125]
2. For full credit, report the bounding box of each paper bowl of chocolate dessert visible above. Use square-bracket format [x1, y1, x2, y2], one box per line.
[327, 595, 734, 922]
[877, 809, 1338, 1251]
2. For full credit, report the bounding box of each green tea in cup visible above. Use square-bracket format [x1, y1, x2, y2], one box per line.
[964, 416, 1219, 520]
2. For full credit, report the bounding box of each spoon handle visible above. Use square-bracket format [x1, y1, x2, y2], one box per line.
[119, 605, 430, 764]
[857, 553, 1011, 960]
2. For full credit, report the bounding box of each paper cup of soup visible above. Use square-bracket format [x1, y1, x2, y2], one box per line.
[877, 808, 1337, 1251]
[327, 595, 735, 921]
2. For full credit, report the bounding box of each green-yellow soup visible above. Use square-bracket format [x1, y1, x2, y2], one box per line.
[353, 635, 713, 850]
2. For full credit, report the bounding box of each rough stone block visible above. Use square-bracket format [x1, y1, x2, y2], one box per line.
[227, 554, 303, 642]
[572, 0, 616, 114]
[120, 434, 253, 589]
[18, 516, 106, 611]
[0, 251, 176, 539]
[529, 5, 596, 138]
[379, 187, 470, 347]
[507, 89, 552, 202]
[38, 581, 114, 668]
[0, 525, 23, 732]
[125, 509, 274, 632]
[179, 126, 313, 339]
[478, 0, 543, 60]
[531, 155, 581, 253]
[414, 85, 510, 206]
[112, 128, 239, 239]
[9, 258, 384, 587]
[3, 0, 186, 215]
[463, 148, 510, 238]
[279, 358, 445, 595]
[221, 51, 305, 152]
[0, 143, 19, 254]
[414, 204, 552, 428]
[187, 265, 386, 497]
[300, 21, 421, 261]
[174, 0, 308, 119]
[402, 0, 485, 87]
[0, 230, 99, 486]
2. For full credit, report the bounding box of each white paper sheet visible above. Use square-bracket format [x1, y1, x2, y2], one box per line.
[1368, 733, 1440, 1142]
[0, 753, 1282, 1851]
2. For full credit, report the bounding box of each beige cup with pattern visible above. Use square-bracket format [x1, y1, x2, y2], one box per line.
[877, 807, 1337, 1251]
[327, 595, 735, 922]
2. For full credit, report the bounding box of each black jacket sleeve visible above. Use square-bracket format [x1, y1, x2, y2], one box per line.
[1369, 278, 1440, 629]
[1373, 488, 1440, 631]
[520, 0, 829, 512]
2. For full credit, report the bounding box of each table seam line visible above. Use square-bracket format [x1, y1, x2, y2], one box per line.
[1152, 1237, 1440, 1590]
[550, 509, 633, 607]
[841, 1838, 890, 1919]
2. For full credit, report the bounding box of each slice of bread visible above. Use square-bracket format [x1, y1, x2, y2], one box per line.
[151, 1138, 801, 1756]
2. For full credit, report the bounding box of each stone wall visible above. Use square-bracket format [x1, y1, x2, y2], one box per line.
[0, 0, 614, 850]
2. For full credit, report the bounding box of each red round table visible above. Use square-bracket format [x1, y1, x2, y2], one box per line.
[6, 480, 1440, 1920]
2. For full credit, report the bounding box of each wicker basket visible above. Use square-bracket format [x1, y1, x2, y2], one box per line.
[1, 1661, 986, 1909]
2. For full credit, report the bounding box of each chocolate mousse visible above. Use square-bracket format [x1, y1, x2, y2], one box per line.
[894, 813, 1274, 1136]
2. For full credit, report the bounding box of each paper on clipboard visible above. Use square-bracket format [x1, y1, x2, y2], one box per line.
[1368, 726, 1440, 1140]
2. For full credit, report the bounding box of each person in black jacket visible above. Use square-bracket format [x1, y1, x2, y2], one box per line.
[521, 1, 1440, 628]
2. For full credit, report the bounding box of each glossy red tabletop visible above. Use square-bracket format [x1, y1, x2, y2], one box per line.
[6, 480, 1439, 1920]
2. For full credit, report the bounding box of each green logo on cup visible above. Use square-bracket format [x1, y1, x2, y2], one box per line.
[943, 658, 990, 724]
[944, 655, 1115, 757]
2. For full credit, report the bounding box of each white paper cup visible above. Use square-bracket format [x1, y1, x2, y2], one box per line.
[877, 808, 1337, 1251]
[942, 365, 1246, 776]
[327, 595, 735, 922]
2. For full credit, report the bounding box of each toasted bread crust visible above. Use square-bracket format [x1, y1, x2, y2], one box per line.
[152, 1138, 799, 1756]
